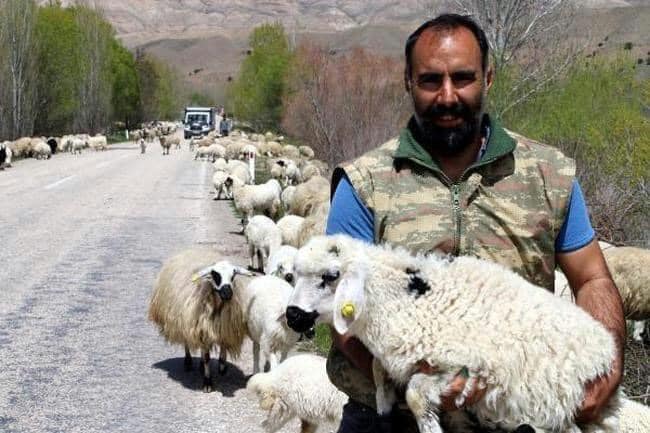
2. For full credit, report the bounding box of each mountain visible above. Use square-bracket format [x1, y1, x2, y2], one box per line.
[39, 1, 650, 101]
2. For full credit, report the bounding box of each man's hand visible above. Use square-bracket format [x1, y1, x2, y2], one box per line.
[576, 357, 623, 423]
[417, 362, 485, 411]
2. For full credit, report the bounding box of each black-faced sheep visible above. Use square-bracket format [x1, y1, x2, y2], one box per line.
[148, 247, 251, 392]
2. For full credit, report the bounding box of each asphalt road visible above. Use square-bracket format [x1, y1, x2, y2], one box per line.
[0, 140, 299, 433]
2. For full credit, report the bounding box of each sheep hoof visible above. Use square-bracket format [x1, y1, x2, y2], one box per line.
[217, 361, 228, 376]
[203, 378, 213, 393]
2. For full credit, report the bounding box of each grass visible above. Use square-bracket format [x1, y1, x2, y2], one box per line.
[295, 324, 332, 356]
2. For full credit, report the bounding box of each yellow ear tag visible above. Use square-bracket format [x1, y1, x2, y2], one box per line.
[191, 274, 200, 283]
[341, 302, 355, 319]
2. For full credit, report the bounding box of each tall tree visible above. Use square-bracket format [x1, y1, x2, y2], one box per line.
[426, 0, 578, 117]
[109, 39, 140, 128]
[228, 22, 293, 131]
[0, 0, 39, 139]
[73, 0, 112, 134]
[34, 4, 84, 135]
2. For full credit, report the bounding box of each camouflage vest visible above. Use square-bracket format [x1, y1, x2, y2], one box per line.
[326, 118, 575, 408]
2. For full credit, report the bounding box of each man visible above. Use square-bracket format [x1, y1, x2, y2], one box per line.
[220, 113, 232, 137]
[325, 14, 625, 433]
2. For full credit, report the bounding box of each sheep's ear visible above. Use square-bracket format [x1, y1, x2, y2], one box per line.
[333, 265, 367, 335]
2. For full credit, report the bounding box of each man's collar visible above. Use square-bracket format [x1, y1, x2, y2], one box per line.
[394, 114, 516, 174]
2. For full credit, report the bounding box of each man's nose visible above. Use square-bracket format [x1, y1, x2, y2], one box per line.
[438, 76, 458, 106]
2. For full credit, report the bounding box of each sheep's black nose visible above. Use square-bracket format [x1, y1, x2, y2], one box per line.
[218, 284, 233, 300]
[284, 273, 294, 284]
[286, 306, 318, 333]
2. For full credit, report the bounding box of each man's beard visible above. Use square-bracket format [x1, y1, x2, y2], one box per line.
[413, 102, 481, 157]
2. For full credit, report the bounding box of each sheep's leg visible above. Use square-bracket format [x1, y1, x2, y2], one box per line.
[258, 248, 267, 272]
[267, 351, 280, 371]
[260, 341, 273, 372]
[372, 358, 396, 415]
[184, 346, 193, 372]
[253, 341, 261, 374]
[201, 349, 213, 393]
[217, 345, 228, 376]
[249, 245, 256, 270]
[405, 372, 454, 433]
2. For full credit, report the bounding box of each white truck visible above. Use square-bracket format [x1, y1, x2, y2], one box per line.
[183, 107, 219, 139]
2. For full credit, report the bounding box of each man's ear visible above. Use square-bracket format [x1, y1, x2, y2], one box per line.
[333, 264, 367, 335]
[485, 65, 494, 92]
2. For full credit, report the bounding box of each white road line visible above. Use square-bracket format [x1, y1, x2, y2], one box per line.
[44, 175, 76, 190]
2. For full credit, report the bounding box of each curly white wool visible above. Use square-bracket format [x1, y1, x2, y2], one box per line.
[289, 235, 621, 433]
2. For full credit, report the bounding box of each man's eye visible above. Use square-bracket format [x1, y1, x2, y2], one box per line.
[321, 271, 340, 283]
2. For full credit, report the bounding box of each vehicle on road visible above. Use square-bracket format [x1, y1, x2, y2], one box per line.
[183, 107, 218, 139]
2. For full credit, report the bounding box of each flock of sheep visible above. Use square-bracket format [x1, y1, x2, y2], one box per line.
[0, 134, 109, 168]
[146, 125, 649, 433]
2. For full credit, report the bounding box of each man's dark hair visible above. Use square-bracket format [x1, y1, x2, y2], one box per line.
[404, 14, 490, 81]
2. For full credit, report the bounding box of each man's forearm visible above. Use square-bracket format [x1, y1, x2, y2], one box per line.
[574, 276, 626, 359]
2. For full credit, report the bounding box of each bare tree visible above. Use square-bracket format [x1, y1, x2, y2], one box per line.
[0, 0, 38, 140]
[282, 43, 410, 167]
[74, 0, 112, 134]
[424, 0, 580, 117]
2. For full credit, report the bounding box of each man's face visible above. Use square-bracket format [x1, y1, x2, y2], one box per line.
[407, 27, 492, 156]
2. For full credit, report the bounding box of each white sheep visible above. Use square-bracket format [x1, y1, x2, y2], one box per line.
[286, 234, 622, 433]
[245, 215, 282, 272]
[281, 144, 301, 160]
[148, 247, 251, 392]
[266, 245, 298, 285]
[555, 244, 650, 342]
[212, 170, 229, 200]
[70, 137, 85, 155]
[247, 354, 347, 433]
[289, 176, 329, 217]
[276, 214, 305, 248]
[281, 186, 297, 213]
[88, 135, 108, 151]
[295, 202, 329, 248]
[227, 176, 282, 228]
[32, 139, 52, 160]
[238, 275, 301, 373]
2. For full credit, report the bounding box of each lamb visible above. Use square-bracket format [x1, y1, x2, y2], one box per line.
[148, 247, 251, 392]
[227, 176, 282, 228]
[244, 215, 282, 272]
[266, 245, 298, 285]
[247, 354, 347, 433]
[70, 137, 85, 155]
[212, 170, 229, 200]
[276, 215, 305, 248]
[286, 234, 622, 433]
[238, 275, 301, 373]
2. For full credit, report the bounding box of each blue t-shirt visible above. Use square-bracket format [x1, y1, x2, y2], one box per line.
[326, 175, 594, 253]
